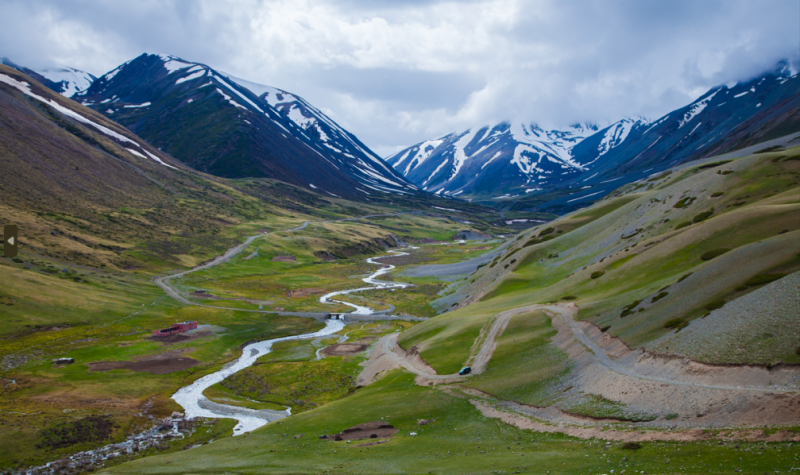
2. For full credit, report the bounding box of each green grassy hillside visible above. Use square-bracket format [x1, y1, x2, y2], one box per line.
[400, 147, 800, 373]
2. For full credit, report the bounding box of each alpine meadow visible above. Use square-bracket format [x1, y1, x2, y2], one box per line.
[0, 1, 798, 474]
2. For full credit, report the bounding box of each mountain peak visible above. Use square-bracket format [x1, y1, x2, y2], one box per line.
[76, 53, 417, 199]
[0, 57, 95, 97]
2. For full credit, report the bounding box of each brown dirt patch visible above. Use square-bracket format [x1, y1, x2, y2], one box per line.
[189, 291, 221, 300]
[31, 389, 142, 411]
[330, 421, 399, 441]
[88, 349, 200, 375]
[322, 343, 369, 356]
[315, 251, 338, 262]
[288, 288, 325, 298]
[88, 358, 199, 375]
[272, 255, 296, 262]
[377, 253, 426, 266]
[147, 330, 212, 345]
[356, 337, 402, 386]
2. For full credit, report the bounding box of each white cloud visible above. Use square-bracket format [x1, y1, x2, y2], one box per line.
[1, 0, 797, 156]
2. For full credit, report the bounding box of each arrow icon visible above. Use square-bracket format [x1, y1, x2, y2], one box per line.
[4, 224, 17, 257]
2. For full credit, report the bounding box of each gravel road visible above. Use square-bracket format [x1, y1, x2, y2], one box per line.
[377, 302, 797, 393]
[153, 212, 409, 313]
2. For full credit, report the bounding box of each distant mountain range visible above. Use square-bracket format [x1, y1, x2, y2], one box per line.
[6, 53, 797, 211]
[71, 53, 417, 199]
[387, 62, 799, 209]
[1, 57, 96, 97]
[386, 120, 637, 197]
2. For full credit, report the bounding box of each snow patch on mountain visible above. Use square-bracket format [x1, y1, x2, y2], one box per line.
[143, 149, 177, 169]
[36, 67, 95, 97]
[451, 129, 480, 178]
[210, 73, 265, 113]
[678, 89, 719, 128]
[216, 88, 247, 110]
[161, 55, 194, 74]
[0, 73, 175, 169]
[481, 151, 502, 170]
[392, 139, 445, 175]
[597, 119, 637, 157]
[286, 105, 315, 128]
[176, 69, 206, 85]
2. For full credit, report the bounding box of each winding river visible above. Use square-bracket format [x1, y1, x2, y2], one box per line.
[319, 248, 415, 314]
[171, 247, 415, 435]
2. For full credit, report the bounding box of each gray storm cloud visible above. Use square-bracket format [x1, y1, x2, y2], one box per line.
[1, 0, 797, 156]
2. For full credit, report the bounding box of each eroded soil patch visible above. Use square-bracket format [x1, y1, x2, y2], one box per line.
[89, 349, 200, 375]
[147, 330, 212, 345]
[329, 421, 399, 441]
[322, 342, 369, 356]
[288, 288, 325, 298]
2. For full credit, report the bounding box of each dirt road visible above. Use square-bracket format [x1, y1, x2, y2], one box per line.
[154, 233, 267, 306]
[375, 303, 797, 393]
[153, 213, 408, 312]
[553, 304, 797, 393]
[376, 304, 559, 380]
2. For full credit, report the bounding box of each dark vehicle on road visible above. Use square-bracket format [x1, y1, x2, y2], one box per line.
[459, 366, 472, 375]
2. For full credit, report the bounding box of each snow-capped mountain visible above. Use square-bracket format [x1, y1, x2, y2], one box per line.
[386, 119, 647, 197]
[0, 58, 96, 97]
[390, 61, 799, 207]
[76, 53, 417, 199]
[572, 63, 799, 183]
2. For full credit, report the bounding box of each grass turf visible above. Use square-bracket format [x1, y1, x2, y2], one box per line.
[102, 371, 800, 474]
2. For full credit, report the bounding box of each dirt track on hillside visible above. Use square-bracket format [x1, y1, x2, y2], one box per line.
[361, 304, 564, 384]
[366, 301, 798, 391]
[359, 301, 800, 435]
[545, 305, 800, 428]
[152, 213, 410, 314]
[471, 400, 800, 442]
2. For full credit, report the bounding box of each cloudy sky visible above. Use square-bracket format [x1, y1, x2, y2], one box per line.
[2, 0, 798, 156]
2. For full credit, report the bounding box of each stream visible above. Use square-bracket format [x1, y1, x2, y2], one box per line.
[171, 247, 415, 435]
[319, 248, 415, 314]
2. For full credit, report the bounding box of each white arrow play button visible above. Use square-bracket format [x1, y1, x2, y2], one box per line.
[7, 237, 14, 246]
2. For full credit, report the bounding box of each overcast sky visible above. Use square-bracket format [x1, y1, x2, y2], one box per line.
[2, 0, 798, 156]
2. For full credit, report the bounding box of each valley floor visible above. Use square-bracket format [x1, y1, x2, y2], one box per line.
[3, 147, 800, 474]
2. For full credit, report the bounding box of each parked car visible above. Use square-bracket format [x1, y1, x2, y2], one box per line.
[459, 366, 472, 375]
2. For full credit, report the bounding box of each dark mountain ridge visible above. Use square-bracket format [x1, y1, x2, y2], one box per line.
[77, 53, 418, 200]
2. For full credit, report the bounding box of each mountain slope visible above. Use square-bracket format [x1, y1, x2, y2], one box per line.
[399, 145, 800, 401]
[0, 63, 362, 270]
[574, 65, 800, 182]
[386, 121, 614, 197]
[0, 57, 96, 97]
[389, 63, 799, 207]
[76, 54, 417, 199]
